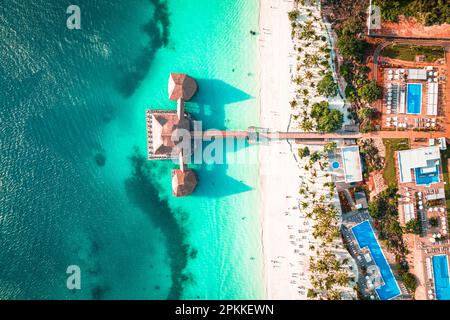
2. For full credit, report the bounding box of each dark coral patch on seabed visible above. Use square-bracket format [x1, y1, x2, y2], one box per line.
[125, 148, 193, 299]
[117, 0, 171, 97]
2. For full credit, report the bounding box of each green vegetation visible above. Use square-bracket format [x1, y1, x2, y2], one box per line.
[309, 251, 351, 300]
[323, 141, 337, 152]
[290, 99, 298, 108]
[311, 101, 344, 133]
[288, 10, 300, 22]
[401, 272, 418, 295]
[358, 139, 385, 175]
[317, 72, 338, 97]
[382, 138, 410, 187]
[405, 218, 421, 235]
[310, 151, 322, 164]
[310, 204, 340, 243]
[383, 44, 445, 62]
[440, 148, 450, 212]
[298, 146, 311, 159]
[300, 20, 316, 41]
[368, 186, 409, 266]
[336, 18, 367, 63]
[429, 217, 439, 228]
[374, 0, 450, 26]
[357, 80, 382, 104]
[334, 17, 378, 133]
[368, 187, 417, 296]
[345, 85, 357, 103]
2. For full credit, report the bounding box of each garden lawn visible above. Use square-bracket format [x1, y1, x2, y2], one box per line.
[383, 45, 444, 62]
[382, 138, 410, 187]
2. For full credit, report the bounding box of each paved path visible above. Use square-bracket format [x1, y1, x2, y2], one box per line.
[193, 129, 445, 141]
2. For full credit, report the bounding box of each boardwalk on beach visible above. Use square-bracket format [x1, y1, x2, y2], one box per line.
[191, 129, 445, 141]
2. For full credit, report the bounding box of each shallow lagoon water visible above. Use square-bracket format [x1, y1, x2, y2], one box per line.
[0, 0, 263, 299]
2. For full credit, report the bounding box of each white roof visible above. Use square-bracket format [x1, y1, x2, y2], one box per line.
[427, 83, 438, 116]
[426, 188, 446, 201]
[408, 69, 427, 80]
[403, 203, 415, 223]
[439, 137, 447, 150]
[399, 91, 406, 114]
[341, 146, 363, 183]
[397, 146, 441, 183]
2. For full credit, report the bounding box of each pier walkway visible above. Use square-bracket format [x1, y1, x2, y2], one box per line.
[192, 129, 446, 141]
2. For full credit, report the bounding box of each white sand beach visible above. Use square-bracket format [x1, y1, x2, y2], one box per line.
[259, 0, 308, 299]
[258, 0, 357, 299]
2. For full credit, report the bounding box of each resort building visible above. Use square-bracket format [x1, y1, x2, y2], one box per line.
[146, 73, 199, 197]
[393, 142, 450, 300]
[382, 67, 441, 130]
[171, 152, 197, 197]
[397, 146, 441, 185]
[329, 146, 363, 184]
[146, 109, 190, 160]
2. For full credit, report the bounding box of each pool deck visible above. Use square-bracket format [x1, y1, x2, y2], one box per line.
[406, 83, 423, 115]
[432, 254, 450, 300]
[341, 211, 408, 300]
[375, 56, 450, 135]
[393, 140, 450, 300]
[351, 220, 402, 300]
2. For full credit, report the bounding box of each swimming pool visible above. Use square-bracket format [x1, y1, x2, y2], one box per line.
[352, 220, 401, 300]
[415, 165, 440, 185]
[406, 83, 422, 114]
[432, 255, 450, 300]
[332, 161, 340, 169]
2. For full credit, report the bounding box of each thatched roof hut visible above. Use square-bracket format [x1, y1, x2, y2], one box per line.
[146, 110, 190, 160]
[168, 73, 198, 101]
[171, 168, 197, 197]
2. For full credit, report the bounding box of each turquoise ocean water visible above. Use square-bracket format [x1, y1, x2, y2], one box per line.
[0, 0, 263, 299]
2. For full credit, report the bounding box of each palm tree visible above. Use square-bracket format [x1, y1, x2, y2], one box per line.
[310, 53, 320, 67]
[301, 119, 313, 132]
